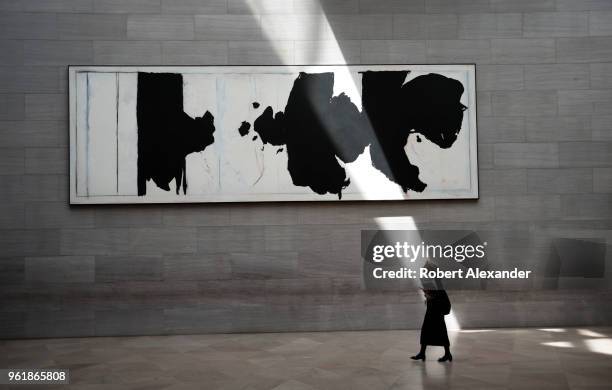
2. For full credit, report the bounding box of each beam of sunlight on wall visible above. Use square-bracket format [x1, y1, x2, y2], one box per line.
[374, 217, 418, 231]
[373, 216, 424, 281]
[446, 310, 461, 331]
[252, 1, 404, 199]
[374, 217, 462, 333]
[372, 217, 427, 287]
[446, 310, 461, 344]
[246, 2, 297, 68]
[249, 2, 456, 332]
[319, 40, 405, 198]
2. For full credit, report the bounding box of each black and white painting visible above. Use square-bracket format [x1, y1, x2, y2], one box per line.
[69, 65, 478, 204]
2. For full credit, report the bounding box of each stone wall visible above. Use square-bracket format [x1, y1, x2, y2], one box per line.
[1, 0, 612, 338]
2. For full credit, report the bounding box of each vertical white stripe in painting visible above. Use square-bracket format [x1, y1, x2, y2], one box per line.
[183, 74, 220, 195]
[117, 73, 138, 195]
[219, 74, 265, 194]
[75, 72, 89, 196]
[250, 74, 278, 192]
[87, 73, 118, 195]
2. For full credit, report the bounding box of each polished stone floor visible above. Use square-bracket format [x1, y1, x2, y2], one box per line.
[1, 327, 612, 389]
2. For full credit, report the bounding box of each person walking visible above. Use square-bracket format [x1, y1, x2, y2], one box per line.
[411, 288, 453, 362]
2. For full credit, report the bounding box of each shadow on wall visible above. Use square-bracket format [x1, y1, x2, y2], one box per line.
[543, 238, 607, 289]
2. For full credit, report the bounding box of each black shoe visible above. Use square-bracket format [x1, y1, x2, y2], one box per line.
[438, 353, 452, 362]
[410, 353, 425, 361]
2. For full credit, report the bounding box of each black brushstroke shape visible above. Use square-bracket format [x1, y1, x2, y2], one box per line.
[253, 106, 287, 145]
[238, 121, 250, 136]
[254, 73, 356, 198]
[252, 71, 465, 197]
[363, 71, 465, 192]
[137, 72, 215, 196]
[252, 102, 260, 109]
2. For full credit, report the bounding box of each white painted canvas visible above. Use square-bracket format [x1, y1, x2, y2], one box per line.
[69, 65, 478, 204]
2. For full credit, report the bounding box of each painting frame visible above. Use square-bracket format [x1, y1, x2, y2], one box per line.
[68, 64, 479, 204]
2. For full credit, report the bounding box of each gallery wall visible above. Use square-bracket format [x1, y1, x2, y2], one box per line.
[1, 0, 612, 338]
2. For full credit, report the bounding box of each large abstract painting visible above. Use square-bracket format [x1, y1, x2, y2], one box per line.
[69, 65, 478, 204]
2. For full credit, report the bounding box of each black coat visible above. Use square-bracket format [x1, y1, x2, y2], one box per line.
[419, 290, 450, 346]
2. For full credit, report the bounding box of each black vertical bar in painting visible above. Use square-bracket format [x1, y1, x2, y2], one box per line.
[136, 72, 215, 196]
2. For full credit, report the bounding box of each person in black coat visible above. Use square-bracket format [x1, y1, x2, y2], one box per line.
[411, 288, 453, 362]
